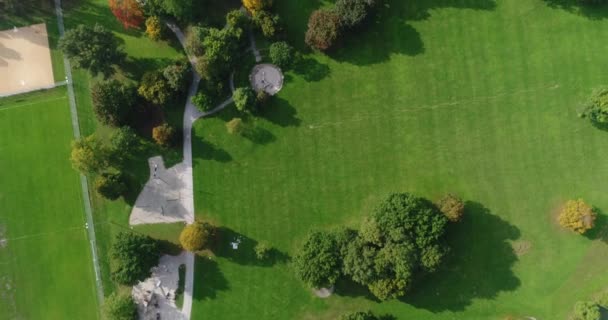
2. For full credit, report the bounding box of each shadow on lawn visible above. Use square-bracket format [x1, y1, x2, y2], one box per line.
[259, 96, 301, 128]
[584, 208, 608, 243]
[332, 0, 497, 65]
[542, 0, 608, 19]
[192, 137, 233, 163]
[193, 255, 229, 301]
[212, 227, 291, 267]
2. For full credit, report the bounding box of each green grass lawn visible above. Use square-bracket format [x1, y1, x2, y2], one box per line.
[0, 88, 98, 319]
[191, 1, 608, 319]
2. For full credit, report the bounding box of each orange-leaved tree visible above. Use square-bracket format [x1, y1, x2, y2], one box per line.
[558, 199, 596, 234]
[109, 0, 144, 29]
[242, 0, 272, 13]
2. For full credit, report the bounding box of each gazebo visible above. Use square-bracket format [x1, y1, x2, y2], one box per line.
[250, 63, 284, 96]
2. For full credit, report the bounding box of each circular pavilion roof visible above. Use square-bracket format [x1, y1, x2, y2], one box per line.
[250, 64, 284, 96]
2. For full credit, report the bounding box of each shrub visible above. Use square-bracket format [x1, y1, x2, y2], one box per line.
[335, 0, 376, 29]
[293, 231, 342, 288]
[305, 9, 341, 51]
[70, 135, 108, 174]
[152, 123, 175, 147]
[179, 220, 215, 251]
[145, 16, 163, 40]
[95, 170, 127, 200]
[110, 0, 144, 29]
[243, 0, 272, 13]
[437, 194, 465, 222]
[339, 310, 379, 320]
[59, 24, 126, 77]
[573, 301, 601, 320]
[253, 10, 281, 38]
[269, 41, 294, 69]
[91, 79, 135, 127]
[558, 199, 596, 234]
[254, 241, 272, 260]
[582, 87, 608, 126]
[226, 118, 246, 135]
[192, 92, 213, 112]
[163, 61, 190, 92]
[227, 9, 250, 30]
[103, 291, 137, 320]
[233, 87, 256, 112]
[138, 71, 172, 105]
[111, 232, 159, 285]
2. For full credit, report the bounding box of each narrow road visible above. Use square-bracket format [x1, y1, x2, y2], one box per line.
[53, 0, 105, 311]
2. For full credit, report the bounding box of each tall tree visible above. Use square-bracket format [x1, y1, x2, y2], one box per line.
[109, 0, 145, 29]
[91, 79, 136, 127]
[103, 291, 137, 320]
[59, 24, 126, 77]
[111, 232, 160, 285]
[293, 231, 342, 289]
[305, 9, 341, 51]
[70, 135, 108, 174]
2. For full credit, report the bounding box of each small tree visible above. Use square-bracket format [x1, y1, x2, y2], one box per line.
[226, 118, 246, 135]
[253, 10, 280, 38]
[163, 61, 190, 92]
[437, 194, 465, 222]
[152, 123, 175, 147]
[103, 291, 137, 320]
[233, 87, 256, 112]
[111, 232, 159, 285]
[91, 79, 135, 127]
[305, 9, 341, 51]
[254, 241, 271, 260]
[339, 310, 380, 320]
[335, 0, 376, 29]
[179, 220, 215, 251]
[138, 71, 172, 105]
[71, 135, 108, 174]
[226, 9, 250, 30]
[269, 41, 294, 69]
[558, 199, 596, 234]
[95, 170, 127, 200]
[185, 26, 207, 57]
[293, 231, 342, 289]
[243, 0, 272, 13]
[109, 0, 144, 29]
[145, 16, 163, 40]
[573, 301, 601, 320]
[110, 126, 140, 162]
[582, 88, 608, 127]
[59, 24, 126, 76]
[192, 92, 213, 112]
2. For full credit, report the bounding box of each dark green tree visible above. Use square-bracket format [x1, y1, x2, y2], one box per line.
[293, 231, 342, 288]
[95, 170, 127, 200]
[582, 87, 608, 127]
[111, 232, 160, 285]
[59, 24, 126, 77]
[269, 41, 294, 69]
[138, 71, 172, 105]
[103, 291, 137, 320]
[335, 0, 376, 29]
[339, 310, 380, 320]
[110, 126, 140, 163]
[163, 61, 190, 93]
[253, 10, 281, 38]
[91, 80, 136, 127]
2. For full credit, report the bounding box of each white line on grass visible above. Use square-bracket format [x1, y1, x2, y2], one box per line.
[0, 96, 66, 112]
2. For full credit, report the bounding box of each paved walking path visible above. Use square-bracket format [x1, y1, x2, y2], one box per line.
[53, 0, 104, 309]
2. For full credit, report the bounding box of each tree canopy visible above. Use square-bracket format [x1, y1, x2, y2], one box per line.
[95, 170, 127, 200]
[138, 71, 172, 105]
[91, 79, 135, 127]
[179, 220, 215, 251]
[103, 291, 137, 320]
[293, 230, 342, 289]
[59, 24, 126, 77]
[339, 310, 380, 320]
[437, 193, 465, 222]
[70, 135, 108, 174]
[582, 87, 608, 127]
[558, 199, 596, 234]
[305, 9, 341, 51]
[109, 0, 144, 29]
[111, 232, 160, 285]
[233, 87, 256, 112]
[335, 0, 376, 28]
[269, 41, 294, 69]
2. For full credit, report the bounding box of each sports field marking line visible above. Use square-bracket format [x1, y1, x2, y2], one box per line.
[2, 225, 84, 242]
[0, 95, 67, 112]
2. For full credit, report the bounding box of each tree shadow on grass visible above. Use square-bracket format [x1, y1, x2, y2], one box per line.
[584, 208, 608, 243]
[242, 124, 276, 145]
[193, 255, 229, 301]
[401, 201, 521, 312]
[292, 55, 330, 82]
[192, 137, 233, 163]
[122, 57, 174, 81]
[259, 96, 301, 128]
[542, 0, 608, 19]
[212, 226, 291, 267]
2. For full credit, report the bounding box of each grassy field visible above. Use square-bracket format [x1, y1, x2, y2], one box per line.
[191, 1, 608, 319]
[0, 88, 98, 319]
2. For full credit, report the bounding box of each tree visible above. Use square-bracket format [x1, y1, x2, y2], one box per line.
[233, 87, 256, 112]
[269, 41, 294, 69]
[243, 0, 272, 13]
[335, 0, 376, 29]
[179, 220, 215, 251]
[185, 26, 207, 57]
[305, 9, 341, 51]
[339, 310, 380, 320]
[293, 231, 342, 288]
[109, 0, 144, 29]
[91, 79, 135, 127]
[95, 170, 127, 200]
[192, 92, 213, 112]
[110, 126, 140, 162]
[71, 135, 108, 174]
[152, 123, 175, 147]
[573, 301, 601, 320]
[103, 291, 137, 320]
[226, 118, 246, 135]
[59, 24, 126, 76]
[111, 232, 159, 285]
[163, 61, 190, 92]
[162, 0, 194, 23]
[558, 199, 596, 234]
[253, 10, 281, 38]
[227, 9, 250, 30]
[437, 193, 465, 222]
[255, 241, 271, 260]
[198, 26, 244, 80]
[145, 16, 163, 40]
[582, 88, 608, 127]
[138, 71, 172, 105]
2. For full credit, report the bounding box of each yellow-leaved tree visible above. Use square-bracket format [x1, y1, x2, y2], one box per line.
[179, 220, 215, 252]
[243, 0, 272, 13]
[558, 199, 596, 234]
